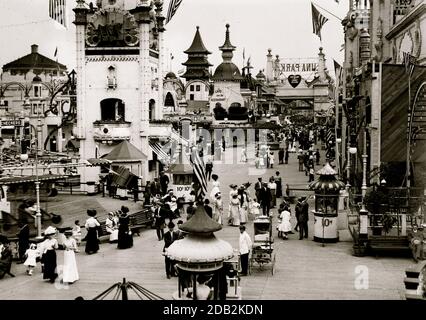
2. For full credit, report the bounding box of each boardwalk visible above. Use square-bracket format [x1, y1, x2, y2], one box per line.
[0, 146, 412, 300]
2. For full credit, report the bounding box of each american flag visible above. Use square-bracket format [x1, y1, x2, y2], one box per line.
[166, 0, 183, 24]
[190, 147, 207, 201]
[311, 3, 328, 41]
[49, 0, 67, 27]
[402, 51, 416, 77]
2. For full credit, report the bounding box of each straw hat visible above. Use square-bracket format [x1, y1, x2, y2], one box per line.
[44, 226, 57, 236]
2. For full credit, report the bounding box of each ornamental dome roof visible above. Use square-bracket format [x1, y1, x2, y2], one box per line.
[213, 63, 243, 81]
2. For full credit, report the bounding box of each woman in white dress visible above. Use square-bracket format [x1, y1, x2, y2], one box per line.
[105, 212, 119, 243]
[238, 186, 249, 225]
[210, 174, 221, 200]
[278, 208, 292, 240]
[228, 194, 241, 226]
[212, 192, 224, 225]
[62, 230, 79, 284]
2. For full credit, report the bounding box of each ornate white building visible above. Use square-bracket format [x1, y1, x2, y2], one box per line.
[73, 0, 168, 189]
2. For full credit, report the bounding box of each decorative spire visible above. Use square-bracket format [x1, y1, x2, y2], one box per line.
[179, 204, 222, 234]
[219, 24, 236, 63]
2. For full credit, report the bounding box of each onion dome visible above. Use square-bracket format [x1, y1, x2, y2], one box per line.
[165, 71, 177, 79]
[213, 24, 243, 82]
[308, 162, 345, 192]
[166, 204, 233, 272]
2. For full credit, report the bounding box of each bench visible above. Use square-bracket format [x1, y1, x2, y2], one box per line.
[404, 261, 426, 300]
[129, 209, 154, 236]
[368, 236, 411, 256]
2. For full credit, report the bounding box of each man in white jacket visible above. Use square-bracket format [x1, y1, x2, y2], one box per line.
[239, 225, 252, 276]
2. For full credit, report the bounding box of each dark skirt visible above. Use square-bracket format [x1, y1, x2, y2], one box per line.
[117, 226, 133, 249]
[85, 227, 99, 254]
[42, 250, 57, 281]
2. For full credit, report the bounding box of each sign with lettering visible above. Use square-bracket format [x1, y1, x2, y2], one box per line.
[274, 58, 319, 81]
[1, 119, 22, 127]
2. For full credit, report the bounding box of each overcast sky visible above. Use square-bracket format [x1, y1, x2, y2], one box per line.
[0, 0, 349, 77]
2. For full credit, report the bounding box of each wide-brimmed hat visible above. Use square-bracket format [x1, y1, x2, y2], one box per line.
[229, 184, 237, 188]
[44, 226, 57, 236]
[87, 209, 97, 217]
[64, 230, 73, 236]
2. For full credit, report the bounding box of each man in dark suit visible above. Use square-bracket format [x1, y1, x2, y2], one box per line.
[204, 199, 213, 218]
[254, 177, 262, 202]
[159, 171, 170, 196]
[152, 203, 166, 241]
[163, 221, 178, 279]
[258, 183, 272, 216]
[150, 178, 161, 197]
[296, 197, 309, 240]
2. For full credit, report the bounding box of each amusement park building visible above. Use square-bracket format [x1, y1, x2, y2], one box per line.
[338, 0, 426, 188]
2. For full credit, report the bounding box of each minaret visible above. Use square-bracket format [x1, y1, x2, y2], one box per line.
[181, 26, 212, 82]
[219, 24, 236, 63]
[265, 49, 274, 83]
[317, 47, 327, 82]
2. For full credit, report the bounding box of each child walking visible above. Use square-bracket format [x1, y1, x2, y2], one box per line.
[24, 243, 39, 276]
[72, 220, 82, 246]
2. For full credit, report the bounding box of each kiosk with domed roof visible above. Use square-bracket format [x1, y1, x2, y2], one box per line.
[309, 163, 346, 243]
[166, 197, 234, 300]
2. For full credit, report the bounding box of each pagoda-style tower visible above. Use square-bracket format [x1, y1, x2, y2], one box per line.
[181, 26, 212, 82]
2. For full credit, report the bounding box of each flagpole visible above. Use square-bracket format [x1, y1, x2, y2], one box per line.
[312, 2, 343, 21]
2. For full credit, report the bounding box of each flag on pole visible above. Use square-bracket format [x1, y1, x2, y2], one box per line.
[190, 146, 207, 200]
[166, 0, 183, 24]
[49, 0, 67, 27]
[402, 51, 416, 77]
[311, 3, 328, 41]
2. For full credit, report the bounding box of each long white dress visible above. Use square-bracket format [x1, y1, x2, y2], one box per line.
[239, 193, 249, 224]
[278, 210, 292, 233]
[228, 197, 240, 226]
[213, 198, 223, 224]
[62, 237, 79, 283]
[210, 180, 221, 200]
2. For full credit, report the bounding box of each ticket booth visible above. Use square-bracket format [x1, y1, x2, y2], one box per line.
[168, 162, 194, 203]
[309, 163, 345, 243]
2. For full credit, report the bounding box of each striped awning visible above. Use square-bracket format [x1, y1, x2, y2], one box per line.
[86, 158, 112, 166]
[149, 142, 170, 162]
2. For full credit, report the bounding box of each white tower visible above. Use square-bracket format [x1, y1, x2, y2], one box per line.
[73, 0, 165, 190]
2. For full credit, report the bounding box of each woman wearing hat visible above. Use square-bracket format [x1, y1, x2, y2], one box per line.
[228, 193, 241, 227]
[62, 230, 79, 284]
[117, 206, 133, 249]
[40, 226, 58, 283]
[105, 211, 119, 243]
[84, 209, 100, 255]
[209, 174, 221, 200]
[213, 192, 224, 225]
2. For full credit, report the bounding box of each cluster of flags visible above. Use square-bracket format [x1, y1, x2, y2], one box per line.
[49, 0, 67, 27]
